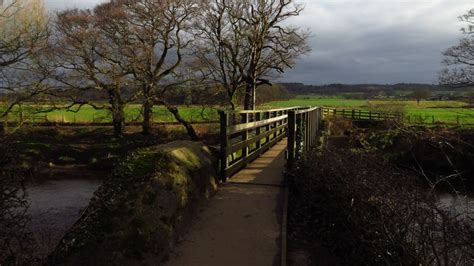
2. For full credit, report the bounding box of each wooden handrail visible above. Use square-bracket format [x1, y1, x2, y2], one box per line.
[219, 106, 319, 181]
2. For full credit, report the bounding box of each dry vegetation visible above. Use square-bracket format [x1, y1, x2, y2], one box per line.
[288, 119, 474, 265]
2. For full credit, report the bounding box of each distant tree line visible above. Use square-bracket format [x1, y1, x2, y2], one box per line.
[282, 83, 454, 95]
[0, 0, 309, 137]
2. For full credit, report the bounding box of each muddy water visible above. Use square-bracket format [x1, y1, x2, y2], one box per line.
[26, 179, 103, 247]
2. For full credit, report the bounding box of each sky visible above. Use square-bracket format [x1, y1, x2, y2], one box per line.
[44, 0, 473, 85]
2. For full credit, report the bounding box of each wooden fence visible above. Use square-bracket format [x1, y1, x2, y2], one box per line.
[323, 108, 402, 121]
[219, 106, 324, 181]
[219, 107, 295, 181]
[287, 107, 323, 167]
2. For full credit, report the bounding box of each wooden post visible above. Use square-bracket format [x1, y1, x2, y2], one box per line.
[219, 111, 229, 182]
[369, 111, 372, 120]
[265, 111, 270, 144]
[287, 110, 296, 168]
[352, 109, 355, 119]
[432, 116, 435, 125]
[241, 113, 248, 159]
[255, 112, 261, 150]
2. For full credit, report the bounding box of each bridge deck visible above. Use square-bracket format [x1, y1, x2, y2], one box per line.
[166, 140, 287, 266]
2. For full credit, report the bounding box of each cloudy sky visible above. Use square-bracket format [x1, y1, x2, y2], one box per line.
[44, 0, 473, 85]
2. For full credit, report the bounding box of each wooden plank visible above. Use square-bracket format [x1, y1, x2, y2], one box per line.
[219, 111, 229, 182]
[226, 107, 298, 115]
[227, 115, 287, 135]
[287, 110, 296, 166]
[225, 131, 286, 178]
[227, 123, 288, 154]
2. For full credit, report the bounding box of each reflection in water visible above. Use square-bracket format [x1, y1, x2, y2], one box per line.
[27, 179, 102, 244]
[437, 193, 474, 220]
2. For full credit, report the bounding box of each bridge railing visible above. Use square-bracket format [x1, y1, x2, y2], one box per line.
[219, 107, 298, 181]
[219, 106, 325, 181]
[287, 107, 323, 167]
[323, 108, 402, 121]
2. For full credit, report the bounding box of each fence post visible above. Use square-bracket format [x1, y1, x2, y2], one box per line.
[255, 112, 261, 150]
[369, 111, 372, 120]
[241, 113, 249, 160]
[352, 109, 355, 119]
[432, 116, 435, 125]
[265, 111, 270, 144]
[219, 111, 229, 182]
[287, 110, 296, 168]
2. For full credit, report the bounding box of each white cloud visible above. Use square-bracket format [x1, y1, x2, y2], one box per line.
[44, 0, 107, 11]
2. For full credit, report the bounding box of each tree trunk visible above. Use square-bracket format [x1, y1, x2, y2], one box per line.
[142, 98, 153, 135]
[244, 85, 253, 110]
[108, 90, 125, 138]
[243, 83, 257, 110]
[161, 101, 199, 141]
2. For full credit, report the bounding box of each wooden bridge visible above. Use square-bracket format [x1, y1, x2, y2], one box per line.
[167, 107, 325, 266]
[218, 106, 324, 182]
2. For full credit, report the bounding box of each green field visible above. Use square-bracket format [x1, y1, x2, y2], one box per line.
[1, 104, 220, 123]
[2, 95, 474, 125]
[268, 95, 474, 125]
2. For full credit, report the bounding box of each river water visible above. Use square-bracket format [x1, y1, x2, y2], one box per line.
[23, 178, 473, 257]
[26, 178, 103, 248]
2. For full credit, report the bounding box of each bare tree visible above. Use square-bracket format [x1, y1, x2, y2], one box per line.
[95, 0, 199, 137]
[197, 0, 310, 110]
[194, 0, 246, 110]
[53, 8, 135, 137]
[0, 0, 51, 119]
[440, 9, 474, 88]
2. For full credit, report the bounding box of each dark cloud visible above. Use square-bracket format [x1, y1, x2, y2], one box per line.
[45, 0, 473, 84]
[280, 0, 473, 84]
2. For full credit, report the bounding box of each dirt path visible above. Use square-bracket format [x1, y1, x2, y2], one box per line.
[166, 141, 287, 266]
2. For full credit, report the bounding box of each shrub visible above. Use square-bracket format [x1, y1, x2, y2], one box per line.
[0, 138, 31, 264]
[288, 148, 474, 265]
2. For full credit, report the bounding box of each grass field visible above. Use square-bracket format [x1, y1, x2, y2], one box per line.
[1, 104, 220, 123]
[268, 95, 474, 125]
[2, 95, 474, 125]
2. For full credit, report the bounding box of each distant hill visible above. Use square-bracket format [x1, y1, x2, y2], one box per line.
[280, 83, 455, 95]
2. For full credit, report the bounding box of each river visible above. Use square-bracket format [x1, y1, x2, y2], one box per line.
[26, 178, 103, 252]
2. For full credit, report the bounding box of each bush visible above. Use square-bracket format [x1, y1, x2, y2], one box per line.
[0, 139, 31, 264]
[288, 148, 474, 265]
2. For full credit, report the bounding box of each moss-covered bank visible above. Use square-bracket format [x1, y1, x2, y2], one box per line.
[48, 141, 218, 265]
